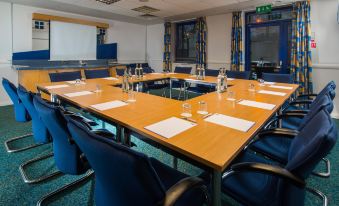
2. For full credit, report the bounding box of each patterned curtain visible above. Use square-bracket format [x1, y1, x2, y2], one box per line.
[231, 11, 243, 71]
[291, 0, 313, 94]
[163, 22, 172, 72]
[195, 17, 207, 68]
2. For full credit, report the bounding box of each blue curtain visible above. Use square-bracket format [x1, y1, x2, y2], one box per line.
[163, 22, 172, 72]
[195, 17, 207, 68]
[231, 11, 243, 71]
[291, 0, 313, 94]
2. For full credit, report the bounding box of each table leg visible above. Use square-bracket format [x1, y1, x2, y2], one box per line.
[170, 79, 172, 99]
[116, 125, 122, 143]
[123, 128, 131, 147]
[183, 81, 187, 101]
[212, 170, 222, 206]
[278, 107, 282, 128]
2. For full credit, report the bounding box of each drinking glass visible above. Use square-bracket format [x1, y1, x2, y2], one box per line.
[197, 101, 208, 115]
[75, 79, 81, 85]
[95, 84, 102, 93]
[127, 90, 136, 102]
[181, 103, 192, 118]
[248, 83, 255, 92]
[227, 91, 236, 101]
[258, 78, 265, 86]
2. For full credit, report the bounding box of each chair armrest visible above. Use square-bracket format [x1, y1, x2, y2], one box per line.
[289, 100, 313, 106]
[264, 113, 306, 129]
[163, 176, 210, 206]
[92, 129, 116, 139]
[283, 110, 309, 114]
[225, 162, 305, 188]
[297, 93, 318, 99]
[257, 128, 298, 140]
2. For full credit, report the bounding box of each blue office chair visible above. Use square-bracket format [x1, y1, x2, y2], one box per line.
[296, 81, 336, 101]
[143, 67, 155, 74]
[2, 78, 37, 153]
[262, 72, 293, 83]
[142, 63, 149, 68]
[250, 93, 334, 165]
[172, 67, 192, 100]
[142, 67, 169, 96]
[33, 96, 96, 206]
[49, 71, 82, 82]
[84, 69, 110, 79]
[226, 71, 251, 80]
[187, 69, 220, 94]
[16, 85, 59, 183]
[115, 68, 125, 76]
[205, 69, 220, 77]
[67, 119, 210, 206]
[222, 109, 337, 206]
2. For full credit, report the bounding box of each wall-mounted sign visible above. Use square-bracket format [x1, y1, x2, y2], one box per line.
[256, 4, 272, 14]
[311, 40, 317, 49]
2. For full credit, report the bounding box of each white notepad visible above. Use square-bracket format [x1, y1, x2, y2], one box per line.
[269, 85, 293, 90]
[45, 85, 69, 89]
[204, 113, 255, 132]
[90, 100, 128, 111]
[238, 100, 276, 110]
[102, 77, 118, 80]
[144, 117, 197, 139]
[64, 91, 93, 97]
[65, 81, 86, 85]
[258, 90, 286, 96]
[263, 81, 276, 85]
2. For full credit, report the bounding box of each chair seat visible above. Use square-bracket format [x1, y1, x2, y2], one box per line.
[250, 135, 292, 164]
[150, 158, 207, 206]
[222, 152, 279, 206]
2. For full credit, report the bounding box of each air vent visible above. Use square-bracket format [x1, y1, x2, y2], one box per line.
[132, 6, 160, 14]
[140, 14, 158, 20]
[96, 0, 121, 5]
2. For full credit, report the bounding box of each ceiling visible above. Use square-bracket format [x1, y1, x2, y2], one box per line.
[1, 0, 297, 24]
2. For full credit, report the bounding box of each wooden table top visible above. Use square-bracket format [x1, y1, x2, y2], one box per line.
[37, 73, 298, 171]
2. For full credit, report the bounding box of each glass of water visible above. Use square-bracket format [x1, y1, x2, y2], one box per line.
[95, 84, 102, 93]
[181, 103, 192, 118]
[248, 83, 255, 92]
[227, 91, 236, 101]
[75, 79, 81, 85]
[197, 101, 208, 115]
[127, 90, 136, 102]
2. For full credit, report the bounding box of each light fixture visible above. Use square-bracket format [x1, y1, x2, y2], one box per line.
[95, 0, 121, 5]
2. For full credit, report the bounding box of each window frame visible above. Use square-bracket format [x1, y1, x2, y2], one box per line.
[174, 20, 197, 63]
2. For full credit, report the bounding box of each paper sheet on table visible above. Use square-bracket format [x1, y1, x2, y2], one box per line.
[269, 85, 293, 90]
[45, 85, 69, 89]
[227, 78, 235, 81]
[66, 81, 86, 85]
[204, 113, 255, 132]
[102, 77, 119, 80]
[90, 100, 128, 111]
[185, 78, 202, 82]
[150, 73, 163, 75]
[263, 81, 275, 85]
[238, 100, 276, 110]
[258, 90, 286, 96]
[64, 91, 93, 97]
[144, 117, 197, 139]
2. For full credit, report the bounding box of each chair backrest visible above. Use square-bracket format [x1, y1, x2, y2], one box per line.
[142, 63, 149, 68]
[277, 109, 337, 206]
[174, 66, 192, 74]
[205, 69, 220, 77]
[17, 85, 50, 143]
[2, 78, 30, 122]
[115, 68, 125, 76]
[226, 71, 251, 80]
[67, 119, 166, 206]
[143, 67, 154, 74]
[84, 69, 110, 79]
[298, 93, 334, 130]
[317, 81, 336, 101]
[262, 73, 293, 83]
[49, 71, 82, 82]
[33, 96, 86, 175]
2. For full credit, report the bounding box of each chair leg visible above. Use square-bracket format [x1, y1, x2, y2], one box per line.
[19, 152, 63, 184]
[4, 133, 45, 153]
[306, 187, 328, 206]
[312, 158, 330, 178]
[37, 170, 95, 206]
[173, 157, 178, 170]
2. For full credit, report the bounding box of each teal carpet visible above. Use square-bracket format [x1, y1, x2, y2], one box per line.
[0, 101, 338, 205]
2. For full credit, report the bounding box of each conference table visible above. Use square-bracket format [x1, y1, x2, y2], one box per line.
[36, 72, 298, 206]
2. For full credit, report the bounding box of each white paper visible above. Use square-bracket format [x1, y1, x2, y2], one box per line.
[227, 78, 235, 81]
[64, 91, 93, 97]
[263, 81, 276, 85]
[90, 100, 128, 111]
[269, 85, 293, 90]
[66, 81, 86, 85]
[102, 77, 119, 80]
[45, 85, 69, 89]
[238, 100, 276, 110]
[144, 117, 197, 139]
[204, 113, 255, 132]
[258, 90, 286, 96]
[185, 78, 202, 82]
[150, 73, 162, 75]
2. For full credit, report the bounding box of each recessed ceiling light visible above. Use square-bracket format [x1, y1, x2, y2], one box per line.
[96, 0, 121, 5]
[132, 6, 160, 14]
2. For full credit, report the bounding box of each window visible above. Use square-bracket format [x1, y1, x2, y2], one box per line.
[97, 28, 107, 45]
[175, 21, 196, 63]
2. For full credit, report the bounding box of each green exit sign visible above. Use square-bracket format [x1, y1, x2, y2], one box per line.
[256, 4, 272, 14]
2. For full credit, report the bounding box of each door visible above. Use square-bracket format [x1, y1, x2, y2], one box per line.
[245, 21, 292, 78]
